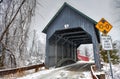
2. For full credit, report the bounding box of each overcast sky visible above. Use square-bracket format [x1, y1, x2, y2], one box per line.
[31, 0, 120, 43]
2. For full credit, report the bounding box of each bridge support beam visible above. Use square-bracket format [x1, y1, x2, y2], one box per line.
[92, 36, 101, 70]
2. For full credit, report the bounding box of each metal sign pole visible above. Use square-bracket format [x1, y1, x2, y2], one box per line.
[107, 50, 114, 79]
[102, 35, 114, 79]
[96, 18, 114, 78]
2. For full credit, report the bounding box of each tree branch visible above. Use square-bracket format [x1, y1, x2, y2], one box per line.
[0, 0, 26, 42]
[0, 0, 3, 3]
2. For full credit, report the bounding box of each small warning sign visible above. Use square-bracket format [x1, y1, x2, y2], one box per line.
[101, 35, 113, 50]
[96, 18, 112, 35]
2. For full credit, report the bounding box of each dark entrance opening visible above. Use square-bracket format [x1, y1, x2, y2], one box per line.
[49, 27, 92, 67]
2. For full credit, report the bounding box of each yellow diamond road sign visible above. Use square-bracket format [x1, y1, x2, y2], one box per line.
[96, 18, 112, 35]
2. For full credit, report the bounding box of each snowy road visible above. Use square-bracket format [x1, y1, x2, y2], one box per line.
[18, 61, 94, 79]
[37, 61, 94, 79]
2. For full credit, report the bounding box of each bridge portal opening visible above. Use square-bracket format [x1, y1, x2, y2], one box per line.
[49, 27, 92, 67]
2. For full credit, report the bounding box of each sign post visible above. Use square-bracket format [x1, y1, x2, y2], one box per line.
[101, 35, 113, 79]
[96, 18, 114, 79]
[107, 51, 114, 79]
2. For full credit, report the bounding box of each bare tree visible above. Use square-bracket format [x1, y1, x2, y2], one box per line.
[0, 0, 3, 3]
[0, 0, 36, 68]
[27, 30, 45, 65]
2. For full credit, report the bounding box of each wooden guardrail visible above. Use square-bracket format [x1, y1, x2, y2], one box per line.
[91, 65, 99, 79]
[91, 65, 105, 79]
[0, 63, 45, 76]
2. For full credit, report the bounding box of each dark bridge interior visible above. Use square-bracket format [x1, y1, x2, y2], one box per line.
[49, 27, 92, 47]
[49, 27, 92, 67]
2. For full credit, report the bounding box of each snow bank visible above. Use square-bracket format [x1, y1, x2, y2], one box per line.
[17, 61, 94, 79]
[102, 63, 120, 79]
[17, 69, 54, 79]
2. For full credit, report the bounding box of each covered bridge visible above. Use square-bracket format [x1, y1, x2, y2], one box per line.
[42, 3, 101, 69]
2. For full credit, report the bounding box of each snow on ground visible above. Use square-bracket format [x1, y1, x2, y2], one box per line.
[17, 69, 55, 79]
[102, 63, 120, 79]
[17, 61, 120, 79]
[17, 69, 92, 79]
[17, 61, 93, 79]
[36, 69, 92, 79]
